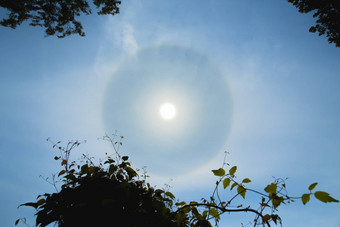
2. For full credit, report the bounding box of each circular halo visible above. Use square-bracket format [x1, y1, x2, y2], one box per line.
[103, 46, 232, 177]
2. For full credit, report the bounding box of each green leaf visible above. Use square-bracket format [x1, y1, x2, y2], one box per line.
[15, 219, 20, 225]
[314, 191, 339, 203]
[230, 182, 238, 190]
[155, 189, 164, 194]
[308, 182, 318, 191]
[301, 193, 310, 205]
[165, 191, 175, 199]
[272, 196, 284, 209]
[209, 208, 219, 218]
[212, 168, 225, 177]
[242, 178, 251, 183]
[229, 166, 237, 175]
[223, 178, 231, 189]
[122, 156, 129, 161]
[237, 186, 246, 199]
[202, 210, 208, 218]
[176, 201, 186, 207]
[264, 183, 277, 194]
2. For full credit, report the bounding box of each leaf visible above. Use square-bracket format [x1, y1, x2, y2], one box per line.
[125, 166, 137, 178]
[308, 182, 318, 191]
[36, 198, 46, 206]
[58, 170, 66, 177]
[242, 178, 251, 183]
[212, 168, 225, 177]
[19, 202, 38, 209]
[15, 219, 20, 225]
[209, 208, 219, 218]
[176, 201, 186, 207]
[230, 182, 238, 191]
[271, 214, 281, 225]
[61, 159, 67, 166]
[223, 178, 231, 189]
[109, 164, 116, 174]
[272, 196, 284, 209]
[54, 156, 59, 160]
[237, 186, 246, 199]
[81, 164, 88, 174]
[301, 193, 310, 205]
[262, 214, 271, 223]
[155, 189, 164, 195]
[264, 183, 277, 194]
[229, 166, 237, 175]
[314, 191, 339, 203]
[122, 156, 128, 161]
[64, 174, 76, 181]
[88, 166, 95, 173]
[202, 210, 208, 218]
[165, 191, 175, 199]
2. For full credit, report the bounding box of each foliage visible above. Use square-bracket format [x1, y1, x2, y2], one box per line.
[288, 0, 340, 47]
[0, 0, 121, 38]
[16, 135, 338, 227]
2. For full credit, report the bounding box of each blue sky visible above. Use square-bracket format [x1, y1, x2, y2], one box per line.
[0, 0, 339, 226]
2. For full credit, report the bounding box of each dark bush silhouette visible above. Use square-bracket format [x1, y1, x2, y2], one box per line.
[16, 136, 338, 227]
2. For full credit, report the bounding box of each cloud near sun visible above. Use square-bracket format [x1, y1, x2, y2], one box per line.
[103, 46, 232, 177]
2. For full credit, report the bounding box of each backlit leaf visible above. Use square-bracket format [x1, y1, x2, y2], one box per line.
[231, 182, 238, 190]
[229, 166, 237, 175]
[301, 193, 310, 205]
[165, 191, 175, 199]
[308, 182, 318, 191]
[242, 178, 251, 183]
[223, 178, 231, 189]
[237, 186, 246, 199]
[212, 168, 225, 177]
[314, 191, 339, 203]
[209, 208, 219, 218]
[264, 183, 277, 194]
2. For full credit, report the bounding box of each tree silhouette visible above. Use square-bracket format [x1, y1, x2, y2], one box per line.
[1, 0, 339, 46]
[0, 0, 121, 38]
[288, 0, 340, 47]
[16, 135, 339, 227]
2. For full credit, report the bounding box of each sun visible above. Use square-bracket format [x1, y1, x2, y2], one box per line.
[159, 103, 176, 120]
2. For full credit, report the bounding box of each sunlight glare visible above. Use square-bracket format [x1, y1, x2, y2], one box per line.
[159, 103, 176, 120]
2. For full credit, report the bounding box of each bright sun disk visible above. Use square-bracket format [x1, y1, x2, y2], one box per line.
[159, 103, 176, 120]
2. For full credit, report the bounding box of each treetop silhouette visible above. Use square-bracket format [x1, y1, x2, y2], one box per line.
[16, 134, 338, 227]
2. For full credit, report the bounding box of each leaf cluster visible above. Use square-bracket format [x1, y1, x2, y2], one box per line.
[16, 138, 339, 227]
[288, 0, 340, 47]
[0, 0, 121, 38]
[17, 138, 189, 227]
